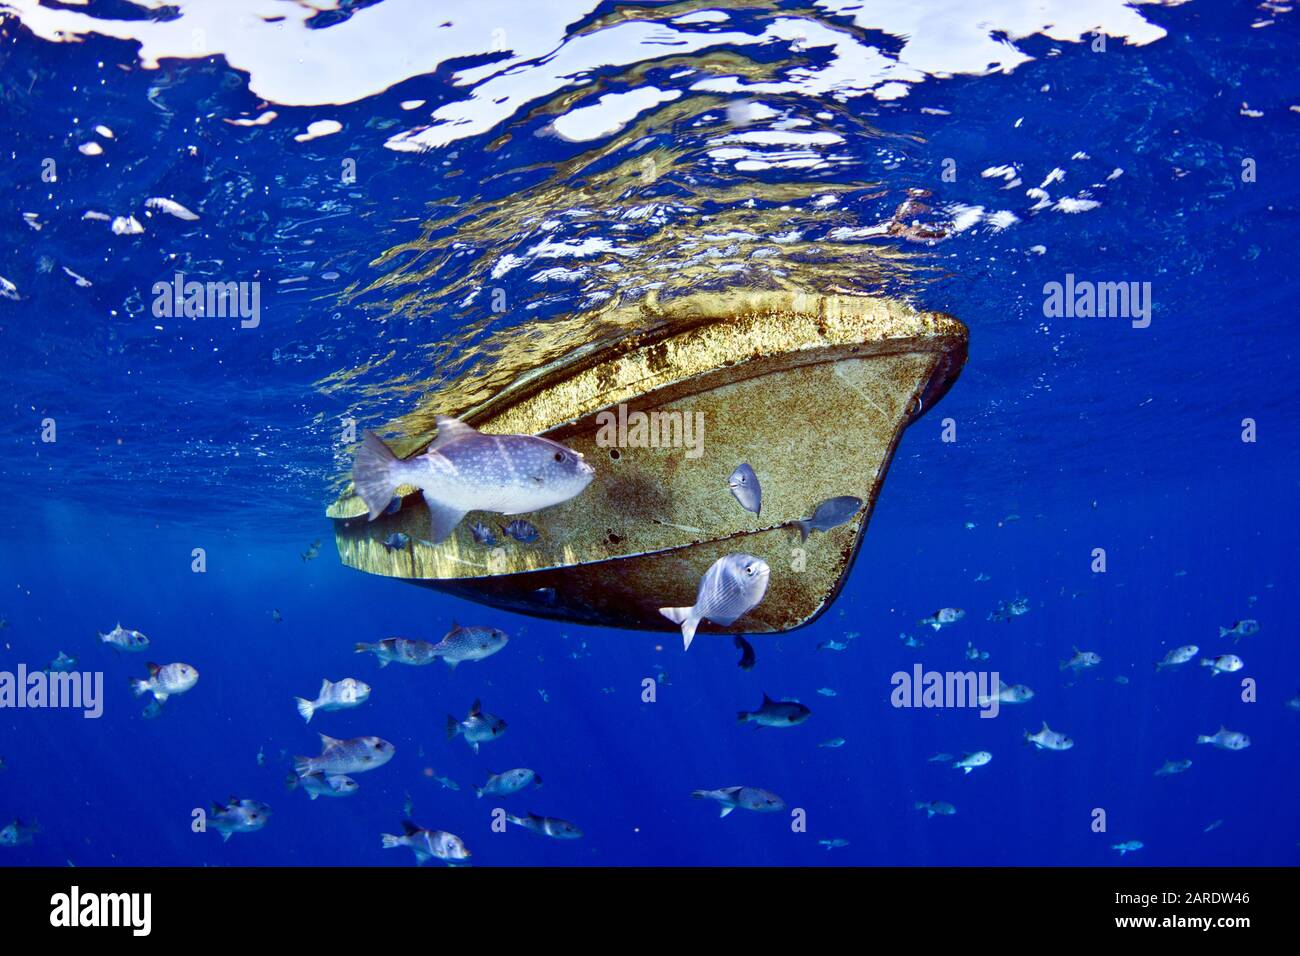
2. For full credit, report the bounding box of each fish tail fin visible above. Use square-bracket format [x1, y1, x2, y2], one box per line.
[1196, 734, 1212, 745]
[352, 431, 405, 521]
[445, 716, 459, 740]
[354, 642, 373, 654]
[736, 711, 750, 724]
[294, 698, 315, 723]
[659, 606, 699, 650]
[690, 790, 710, 800]
[129, 678, 150, 697]
[474, 787, 483, 799]
[380, 834, 403, 850]
[1219, 626, 1229, 638]
[284, 773, 299, 792]
[292, 757, 312, 775]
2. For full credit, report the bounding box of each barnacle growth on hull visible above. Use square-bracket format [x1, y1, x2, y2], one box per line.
[327, 290, 967, 634]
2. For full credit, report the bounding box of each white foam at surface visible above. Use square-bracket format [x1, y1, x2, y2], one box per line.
[2, 0, 1188, 151]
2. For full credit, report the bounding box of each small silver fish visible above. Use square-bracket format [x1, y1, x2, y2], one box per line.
[790, 495, 862, 541]
[1025, 721, 1073, 751]
[918, 608, 965, 631]
[916, 801, 956, 818]
[208, 799, 270, 842]
[294, 734, 395, 775]
[294, 677, 371, 723]
[501, 519, 540, 543]
[475, 768, 542, 799]
[1155, 759, 1192, 777]
[660, 553, 771, 650]
[47, 651, 77, 672]
[738, 692, 811, 727]
[351, 416, 593, 543]
[506, 812, 583, 839]
[819, 738, 846, 749]
[355, 637, 438, 667]
[130, 662, 198, 702]
[1060, 647, 1101, 671]
[1156, 645, 1199, 670]
[691, 787, 785, 818]
[446, 700, 506, 753]
[1196, 726, 1250, 750]
[1219, 619, 1258, 641]
[1112, 840, 1143, 856]
[819, 838, 850, 850]
[382, 821, 471, 865]
[953, 751, 992, 774]
[287, 771, 358, 800]
[1201, 654, 1244, 676]
[381, 532, 410, 551]
[433, 773, 460, 791]
[977, 680, 1033, 706]
[0, 819, 40, 846]
[300, 540, 320, 562]
[727, 463, 761, 514]
[431, 623, 509, 669]
[98, 623, 150, 652]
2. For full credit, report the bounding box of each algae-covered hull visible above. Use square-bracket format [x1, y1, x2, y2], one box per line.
[327, 291, 967, 635]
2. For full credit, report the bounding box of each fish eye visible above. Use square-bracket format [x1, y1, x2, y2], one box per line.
[554, 452, 564, 462]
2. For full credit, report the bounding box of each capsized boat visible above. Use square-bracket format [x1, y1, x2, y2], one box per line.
[327, 291, 967, 635]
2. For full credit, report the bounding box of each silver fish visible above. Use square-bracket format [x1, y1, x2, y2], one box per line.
[381, 532, 410, 551]
[355, 638, 438, 667]
[1155, 759, 1192, 777]
[691, 786, 785, 817]
[505, 812, 583, 839]
[1060, 647, 1101, 671]
[1219, 619, 1258, 641]
[953, 751, 992, 774]
[208, 799, 270, 842]
[819, 838, 850, 850]
[476, 768, 542, 799]
[431, 623, 509, 669]
[294, 677, 371, 723]
[659, 553, 770, 650]
[1025, 721, 1074, 751]
[98, 623, 150, 652]
[819, 738, 846, 749]
[47, 651, 77, 672]
[351, 416, 593, 543]
[790, 495, 862, 541]
[977, 679, 1034, 706]
[1196, 726, 1250, 750]
[916, 801, 956, 818]
[1201, 654, 1244, 676]
[1156, 645, 1199, 670]
[469, 521, 496, 546]
[294, 734, 395, 775]
[287, 771, 358, 800]
[727, 462, 761, 514]
[0, 819, 40, 847]
[382, 820, 471, 865]
[918, 608, 964, 631]
[501, 519, 540, 543]
[737, 692, 810, 727]
[129, 662, 198, 702]
[1112, 840, 1143, 856]
[446, 700, 506, 753]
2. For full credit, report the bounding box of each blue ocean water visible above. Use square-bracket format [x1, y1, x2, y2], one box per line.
[1, 0, 1297, 867]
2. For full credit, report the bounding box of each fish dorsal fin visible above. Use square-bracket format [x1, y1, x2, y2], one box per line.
[431, 415, 480, 450]
[402, 820, 421, 835]
[470, 699, 482, 717]
[997, 679, 1009, 692]
[146, 662, 160, 676]
[319, 733, 342, 748]
[1072, 646, 1080, 655]
[212, 802, 225, 814]
[319, 679, 331, 695]
[762, 692, 775, 705]
[1040, 721, 1050, 733]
